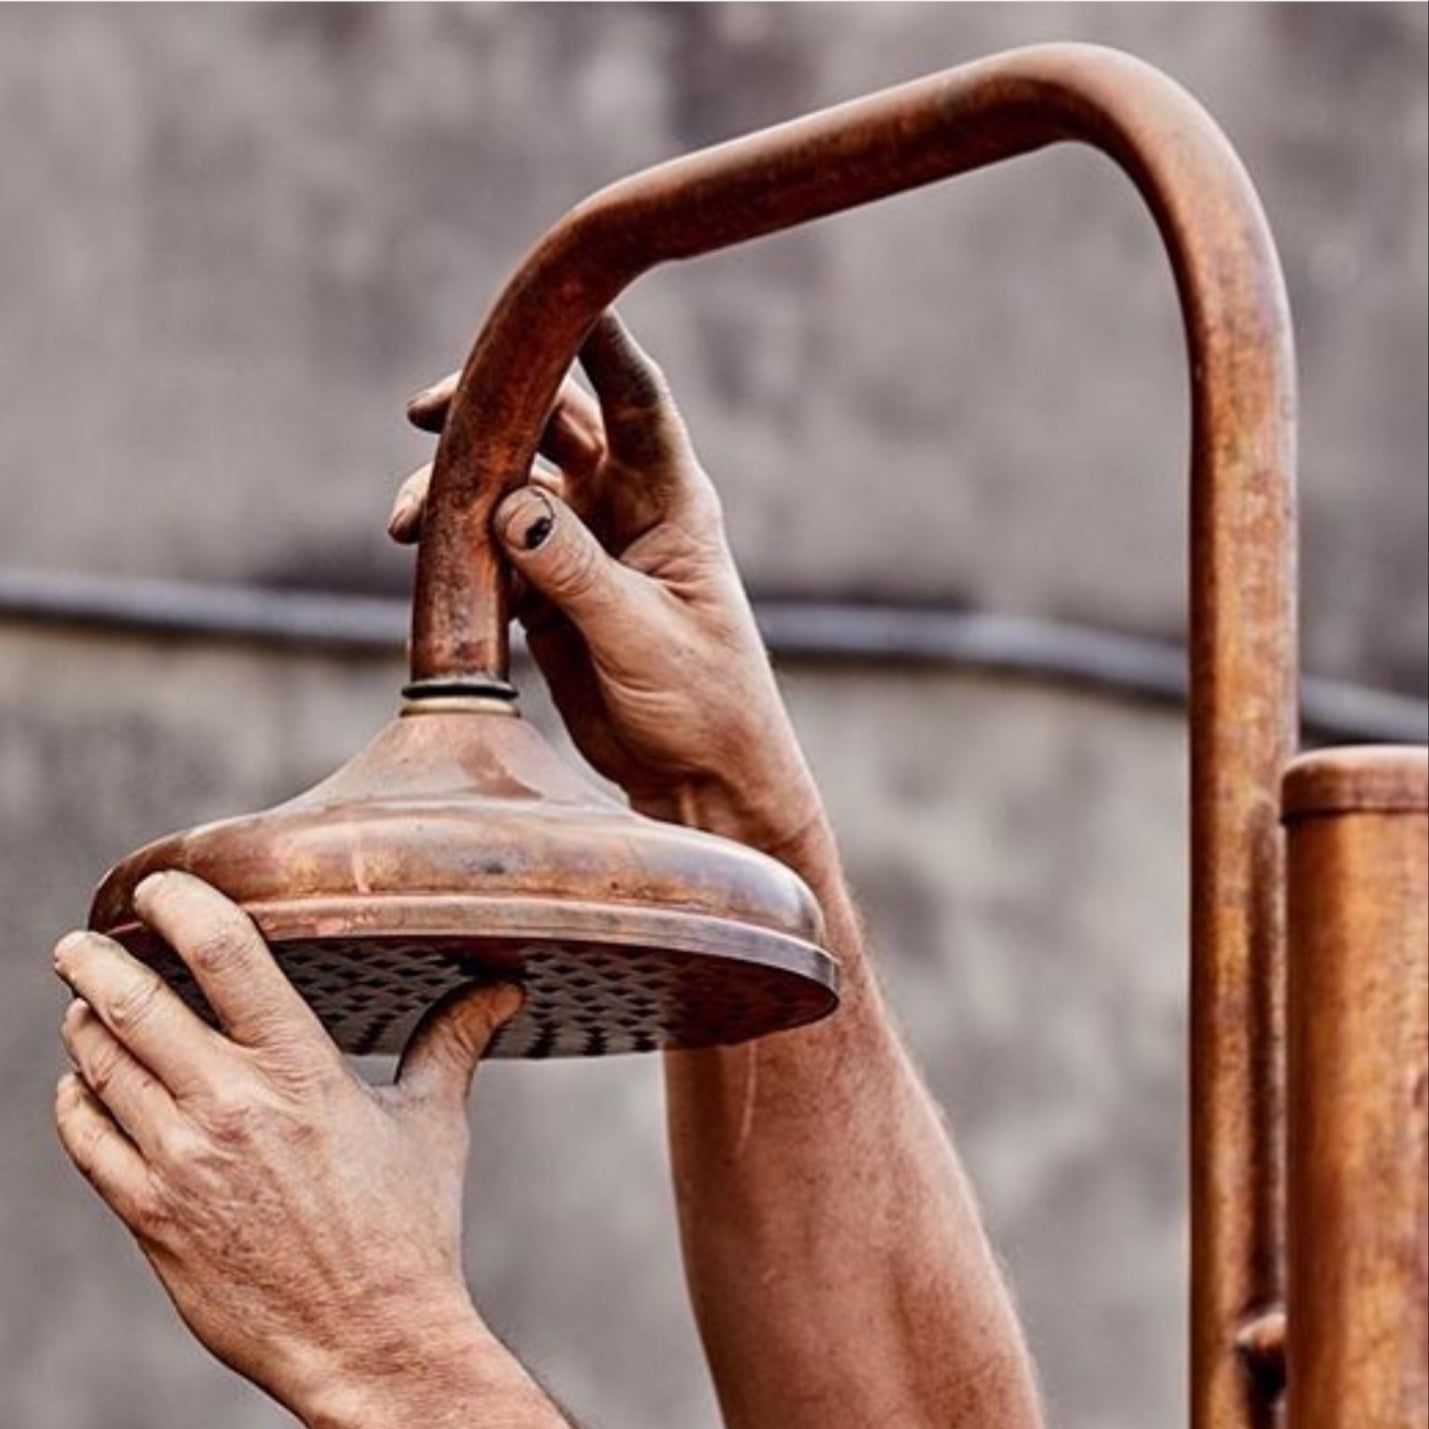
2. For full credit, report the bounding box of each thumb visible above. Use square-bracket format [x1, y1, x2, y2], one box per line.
[495, 487, 628, 635]
[396, 982, 523, 1112]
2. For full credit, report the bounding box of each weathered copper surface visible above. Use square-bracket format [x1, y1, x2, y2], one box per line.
[93, 702, 836, 1056]
[1284, 748, 1429, 1429]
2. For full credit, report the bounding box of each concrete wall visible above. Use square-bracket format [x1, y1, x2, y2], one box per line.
[1, 6, 1424, 1429]
[2, 3, 1424, 691]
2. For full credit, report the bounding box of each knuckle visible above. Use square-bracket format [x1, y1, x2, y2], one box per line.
[76, 1114, 111, 1169]
[682, 477, 726, 533]
[547, 531, 606, 603]
[188, 915, 255, 978]
[84, 1040, 125, 1096]
[108, 972, 163, 1032]
[610, 363, 670, 422]
[127, 1064, 163, 1107]
[200, 1088, 264, 1147]
[132, 1187, 172, 1238]
[602, 325, 668, 406]
[609, 404, 684, 469]
[264, 1059, 344, 1125]
[623, 359, 669, 412]
[278, 1105, 323, 1153]
[154, 1119, 206, 1172]
[131, 1176, 178, 1238]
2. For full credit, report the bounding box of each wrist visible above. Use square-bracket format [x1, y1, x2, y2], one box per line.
[633, 760, 849, 915]
[634, 763, 828, 865]
[293, 1296, 564, 1429]
[634, 761, 871, 971]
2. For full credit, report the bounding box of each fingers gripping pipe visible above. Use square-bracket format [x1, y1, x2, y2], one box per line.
[412, 44, 1297, 1429]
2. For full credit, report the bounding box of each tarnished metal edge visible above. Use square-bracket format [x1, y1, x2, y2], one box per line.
[101, 892, 842, 988]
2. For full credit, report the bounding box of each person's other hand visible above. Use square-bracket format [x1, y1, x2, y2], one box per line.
[53, 871, 547, 1427]
[391, 312, 821, 851]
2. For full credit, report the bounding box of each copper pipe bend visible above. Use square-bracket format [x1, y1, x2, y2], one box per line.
[411, 42, 1292, 691]
[413, 41, 1297, 1429]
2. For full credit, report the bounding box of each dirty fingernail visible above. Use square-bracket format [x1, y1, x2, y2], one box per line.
[523, 513, 554, 550]
[498, 489, 555, 552]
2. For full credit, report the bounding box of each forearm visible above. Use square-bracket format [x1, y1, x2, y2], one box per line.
[656, 774, 1042, 1429]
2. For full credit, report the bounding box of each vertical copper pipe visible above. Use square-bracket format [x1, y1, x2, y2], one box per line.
[412, 45, 1297, 1427]
[1284, 748, 1429, 1429]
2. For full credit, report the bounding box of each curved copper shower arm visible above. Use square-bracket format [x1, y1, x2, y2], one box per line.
[414, 42, 1296, 1429]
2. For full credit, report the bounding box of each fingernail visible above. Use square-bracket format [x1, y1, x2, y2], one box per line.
[498, 489, 555, 552]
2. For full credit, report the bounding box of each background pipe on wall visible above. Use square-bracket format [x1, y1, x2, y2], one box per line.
[1, 567, 1423, 747]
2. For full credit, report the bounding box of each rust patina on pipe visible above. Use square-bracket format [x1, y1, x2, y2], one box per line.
[1284, 749, 1429, 1429]
[411, 45, 1297, 1429]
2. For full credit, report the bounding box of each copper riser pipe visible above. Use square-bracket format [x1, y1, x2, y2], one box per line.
[1284, 750, 1429, 1429]
[412, 45, 1297, 1429]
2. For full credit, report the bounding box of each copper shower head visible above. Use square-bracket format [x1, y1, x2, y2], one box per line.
[91, 695, 838, 1057]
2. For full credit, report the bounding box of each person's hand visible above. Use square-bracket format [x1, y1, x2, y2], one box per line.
[53, 871, 562, 1428]
[391, 312, 822, 852]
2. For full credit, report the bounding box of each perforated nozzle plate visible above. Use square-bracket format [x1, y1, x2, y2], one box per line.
[132, 930, 839, 1058]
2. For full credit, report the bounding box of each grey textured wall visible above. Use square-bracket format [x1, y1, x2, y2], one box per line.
[3, 2, 1426, 690]
[1, 6, 1424, 1429]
